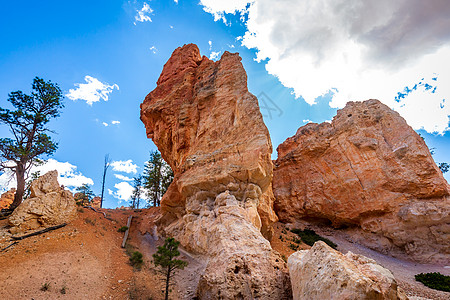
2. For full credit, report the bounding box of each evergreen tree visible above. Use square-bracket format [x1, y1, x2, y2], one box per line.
[0, 77, 64, 210]
[75, 183, 95, 206]
[153, 237, 188, 300]
[143, 150, 173, 207]
[130, 175, 143, 209]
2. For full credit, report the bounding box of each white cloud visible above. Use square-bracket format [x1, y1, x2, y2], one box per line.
[102, 122, 109, 127]
[174, 0, 178, 3]
[0, 159, 93, 194]
[114, 174, 133, 181]
[199, 0, 251, 23]
[209, 51, 221, 60]
[149, 46, 157, 54]
[111, 160, 138, 174]
[200, 0, 450, 134]
[134, 2, 153, 24]
[169, 25, 174, 29]
[109, 182, 134, 203]
[302, 119, 312, 124]
[208, 40, 212, 50]
[111, 120, 120, 125]
[66, 76, 119, 106]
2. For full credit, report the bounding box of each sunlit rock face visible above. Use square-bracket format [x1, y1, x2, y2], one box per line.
[9, 170, 77, 233]
[274, 99, 450, 263]
[288, 241, 408, 300]
[140, 44, 290, 299]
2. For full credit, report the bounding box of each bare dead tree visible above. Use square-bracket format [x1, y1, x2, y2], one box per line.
[100, 154, 111, 208]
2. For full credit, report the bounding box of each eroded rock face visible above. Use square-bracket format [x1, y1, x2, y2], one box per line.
[9, 170, 77, 233]
[140, 44, 289, 299]
[274, 100, 450, 263]
[0, 188, 15, 209]
[288, 241, 407, 300]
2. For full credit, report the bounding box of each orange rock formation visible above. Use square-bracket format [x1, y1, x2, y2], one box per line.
[274, 100, 450, 263]
[140, 44, 290, 299]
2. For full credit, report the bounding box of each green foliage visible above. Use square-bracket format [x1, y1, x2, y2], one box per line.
[60, 285, 67, 294]
[0, 77, 64, 208]
[75, 184, 95, 206]
[118, 226, 129, 232]
[40, 282, 50, 291]
[415, 272, 450, 292]
[130, 251, 144, 268]
[438, 162, 449, 174]
[153, 237, 188, 300]
[288, 243, 299, 251]
[23, 170, 41, 199]
[291, 228, 337, 249]
[130, 175, 143, 209]
[142, 151, 173, 207]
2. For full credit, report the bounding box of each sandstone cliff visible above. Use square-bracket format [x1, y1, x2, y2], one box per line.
[9, 170, 77, 233]
[140, 44, 290, 299]
[274, 100, 450, 263]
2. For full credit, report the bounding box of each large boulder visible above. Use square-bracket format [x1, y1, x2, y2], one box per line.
[0, 188, 15, 209]
[140, 44, 290, 299]
[288, 241, 407, 300]
[274, 100, 450, 263]
[9, 170, 77, 232]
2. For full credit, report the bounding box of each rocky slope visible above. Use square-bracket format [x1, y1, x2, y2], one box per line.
[274, 100, 450, 263]
[140, 44, 290, 299]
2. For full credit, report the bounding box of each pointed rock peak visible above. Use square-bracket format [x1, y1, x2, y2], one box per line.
[156, 43, 202, 85]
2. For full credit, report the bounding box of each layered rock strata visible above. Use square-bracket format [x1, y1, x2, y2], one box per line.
[9, 170, 77, 233]
[288, 241, 407, 300]
[274, 99, 450, 263]
[140, 44, 290, 299]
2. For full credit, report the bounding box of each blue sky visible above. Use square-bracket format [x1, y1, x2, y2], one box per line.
[1, 1, 450, 208]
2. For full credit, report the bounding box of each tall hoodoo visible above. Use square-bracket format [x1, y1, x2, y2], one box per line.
[274, 99, 450, 263]
[140, 44, 289, 299]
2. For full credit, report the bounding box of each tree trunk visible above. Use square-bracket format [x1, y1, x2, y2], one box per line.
[11, 164, 26, 210]
[165, 267, 171, 300]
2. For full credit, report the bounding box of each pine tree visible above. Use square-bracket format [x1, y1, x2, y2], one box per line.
[142, 150, 173, 207]
[130, 175, 143, 209]
[75, 184, 95, 206]
[153, 237, 188, 300]
[0, 77, 64, 210]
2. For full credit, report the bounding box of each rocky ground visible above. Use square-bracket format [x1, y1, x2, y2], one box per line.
[0, 208, 448, 300]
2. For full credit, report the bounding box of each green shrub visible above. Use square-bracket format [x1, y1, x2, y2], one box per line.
[415, 272, 450, 292]
[291, 228, 337, 249]
[130, 251, 144, 268]
[288, 243, 299, 251]
[118, 226, 129, 232]
[40, 282, 50, 291]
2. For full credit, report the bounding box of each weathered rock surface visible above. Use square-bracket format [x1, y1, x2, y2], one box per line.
[0, 188, 15, 209]
[9, 170, 77, 232]
[140, 44, 289, 299]
[288, 241, 407, 300]
[274, 100, 450, 263]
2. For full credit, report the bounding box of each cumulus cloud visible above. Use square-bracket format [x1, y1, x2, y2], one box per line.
[200, 0, 251, 23]
[134, 2, 153, 24]
[0, 159, 93, 193]
[200, 0, 450, 133]
[149, 46, 157, 54]
[102, 122, 109, 127]
[209, 51, 221, 60]
[114, 174, 133, 181]
[108, 182, 134, 203]
[111, 120, 120, 125]
[110, 160, 138, 174]
[66, 76, 119, 106]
